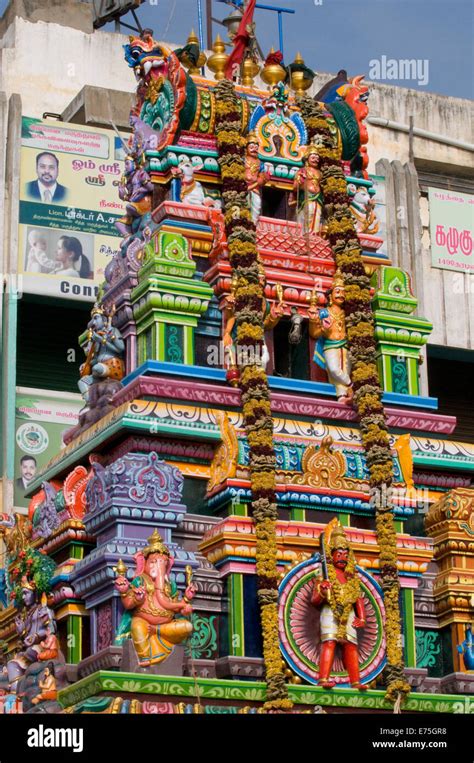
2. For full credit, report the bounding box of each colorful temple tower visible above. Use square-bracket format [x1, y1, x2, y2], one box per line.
[1, 12, 473, 716]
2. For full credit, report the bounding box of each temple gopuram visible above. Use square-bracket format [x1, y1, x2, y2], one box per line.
[1, 2, 473, 719]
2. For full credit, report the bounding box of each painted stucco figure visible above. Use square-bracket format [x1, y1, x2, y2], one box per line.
[6, 583, 56, 691]
[289, 144, 323, 234]
[116, 154, 154, 240]
[311, 519, 367, 690]
[309, 271, 352, 403]
[223, 267, 285, 381]
[245, 133, 271, 225]
[78, 304, 125, 405]
[457, 624, 474, 671]
[172, 158, 221, 208]
[114, 531, 195, 666]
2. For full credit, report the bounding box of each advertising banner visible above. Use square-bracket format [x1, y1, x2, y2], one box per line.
[14, 388, 83, 510]
[429, 188, 474, 273]
[19, 117, 126, 301]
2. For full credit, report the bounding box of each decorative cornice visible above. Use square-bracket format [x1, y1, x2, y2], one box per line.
[57, 670, 472, 714]
[113, 374, 456, 434]
[199, 516, 433, 572]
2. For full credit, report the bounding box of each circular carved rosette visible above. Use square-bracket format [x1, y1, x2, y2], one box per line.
[278, 556, 386, 686]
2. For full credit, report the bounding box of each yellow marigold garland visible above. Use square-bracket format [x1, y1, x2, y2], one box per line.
[299, 97, 411, 706]
[215, 79, 291, 712]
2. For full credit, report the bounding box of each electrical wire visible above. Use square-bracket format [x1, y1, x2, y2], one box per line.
[163, 0, 177, 39]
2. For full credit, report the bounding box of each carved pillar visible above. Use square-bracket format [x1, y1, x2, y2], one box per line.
[131, 229, 213, 366]
[371, 265, 432, 396]
[425, 488, 474, 673]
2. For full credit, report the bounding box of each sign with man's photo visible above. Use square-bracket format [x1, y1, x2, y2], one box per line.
[14, 389, 82, 511]
[19, 117, 126, 301]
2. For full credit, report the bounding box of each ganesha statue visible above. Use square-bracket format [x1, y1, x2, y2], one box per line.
[114, 530, 195, 667]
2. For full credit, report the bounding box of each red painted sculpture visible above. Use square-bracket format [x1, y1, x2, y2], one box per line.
[311, 519, 368, 690]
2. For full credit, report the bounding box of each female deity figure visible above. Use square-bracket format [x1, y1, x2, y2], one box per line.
[223, 266, 285, 380]
[308, 271, 353, 404]
[78, 304, 125, 405]
[289, 144, 323, 234]
[114, 531, 196, 667]
[312, 519, 367, 690]
[245, 133, 271, 225]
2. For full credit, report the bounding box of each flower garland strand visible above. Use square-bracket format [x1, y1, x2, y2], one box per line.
[214, 79, 292, 712]
[298, 96, 411, 706]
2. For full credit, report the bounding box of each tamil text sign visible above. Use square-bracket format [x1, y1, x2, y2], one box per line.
[429, 188, 473, 273]
[19, 117, 126, 300]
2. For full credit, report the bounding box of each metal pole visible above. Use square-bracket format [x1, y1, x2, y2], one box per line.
[197, 0, 205, 51]
[206, 0, 213, 48]
[278, 10, 283, 57]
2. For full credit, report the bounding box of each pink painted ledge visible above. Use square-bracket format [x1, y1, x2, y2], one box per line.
[113, 374, 457, 435]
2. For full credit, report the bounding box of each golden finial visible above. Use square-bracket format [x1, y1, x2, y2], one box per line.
[261, 46, 287, 89]
[241, 56, 261, 88]
[113, 559, 128, 577]
[207, 35, 229, 81]
[289, 52, 314, 97]
[182, 29, 207, 75]
[143, 529, 171, 558]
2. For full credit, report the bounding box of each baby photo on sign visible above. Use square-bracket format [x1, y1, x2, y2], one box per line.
[24, 227, 94, 279]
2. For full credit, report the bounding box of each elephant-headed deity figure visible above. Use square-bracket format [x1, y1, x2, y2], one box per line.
[114, 530, 196, 667]
[78, 301, 125, 405]
[7, 579, 58, 691]
[312, 519, 367, 690]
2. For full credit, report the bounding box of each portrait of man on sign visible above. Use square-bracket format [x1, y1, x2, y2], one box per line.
[25, 152, 68, 203]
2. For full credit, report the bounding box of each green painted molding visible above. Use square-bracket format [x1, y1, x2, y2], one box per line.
[57, 670, 472, 714]
[27, 407, 221, 492]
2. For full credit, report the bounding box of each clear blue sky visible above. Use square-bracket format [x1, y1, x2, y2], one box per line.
[1, 0, 473, 98]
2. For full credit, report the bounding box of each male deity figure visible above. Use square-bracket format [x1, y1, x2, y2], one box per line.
[312, 519, 367, 690]
[245, 133, 271, 225]
[116, 154, 154, 239]
[308, 271, 353, 404]
[289, 143, 323, 234]
[78, 304, 125, 405]
[223, 265, 285, 379]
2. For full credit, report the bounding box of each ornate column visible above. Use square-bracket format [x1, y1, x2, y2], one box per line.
[371, 266, 432, 396]
[425, 488, 474, 682]
[131, 229, 213, 366]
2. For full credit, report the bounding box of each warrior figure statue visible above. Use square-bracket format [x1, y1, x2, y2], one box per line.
[312, 519, 367, 690]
